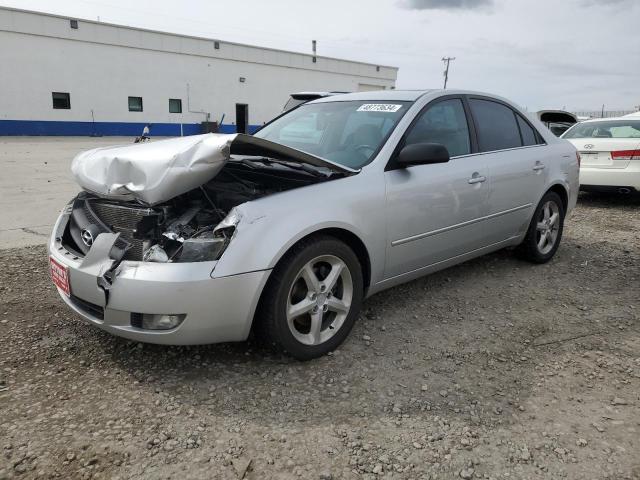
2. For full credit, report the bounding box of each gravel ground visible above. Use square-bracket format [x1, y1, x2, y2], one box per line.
[1, 192, 639, 480]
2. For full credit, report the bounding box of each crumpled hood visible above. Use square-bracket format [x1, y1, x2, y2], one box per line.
[71, 133, 356, 205]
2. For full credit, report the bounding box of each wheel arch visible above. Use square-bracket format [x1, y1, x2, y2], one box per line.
[250, 226, 372, 338]
[547, 183, 569, 212]
[526, 183, 570, 231]
[266, 227, 372, 292]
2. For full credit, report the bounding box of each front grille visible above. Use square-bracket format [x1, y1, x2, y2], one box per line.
[89, 202, 155, 232]
[70, 295, 104, 320]
[85, 201, 159, 260]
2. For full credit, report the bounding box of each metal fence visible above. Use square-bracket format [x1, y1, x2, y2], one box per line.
[572, 110, 637, 119]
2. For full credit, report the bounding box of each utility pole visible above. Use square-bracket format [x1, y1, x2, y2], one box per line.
[442, 56, 455, 89]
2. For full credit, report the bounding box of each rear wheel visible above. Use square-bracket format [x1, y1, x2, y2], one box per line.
[516, 191, 565, 263]
[257, 236, 363, 360]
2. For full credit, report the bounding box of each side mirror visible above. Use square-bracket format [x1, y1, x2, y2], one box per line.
[396, 143, 450, 168]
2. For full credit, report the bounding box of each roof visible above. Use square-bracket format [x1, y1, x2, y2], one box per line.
[312, 90, 434, 103]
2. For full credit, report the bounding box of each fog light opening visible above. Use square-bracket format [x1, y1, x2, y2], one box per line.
[131, 313, 186, 330]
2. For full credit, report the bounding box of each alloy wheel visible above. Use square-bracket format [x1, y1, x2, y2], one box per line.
[286, 255, 353, 346]
[536, 200, 560, 255]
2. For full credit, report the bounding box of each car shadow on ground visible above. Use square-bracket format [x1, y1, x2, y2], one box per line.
[578, 190, 640, 208]
[83, 244, 583, 428]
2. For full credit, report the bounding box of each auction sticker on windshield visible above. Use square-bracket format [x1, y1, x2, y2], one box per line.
[357, 104, 403, 113]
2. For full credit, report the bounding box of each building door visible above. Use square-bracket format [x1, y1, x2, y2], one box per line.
[235, 104, 248, 133]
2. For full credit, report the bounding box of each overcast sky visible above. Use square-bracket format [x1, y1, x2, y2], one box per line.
[2, 0, 638, 111]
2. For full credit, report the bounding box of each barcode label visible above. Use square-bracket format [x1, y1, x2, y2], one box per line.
[357, 104, 403, 113]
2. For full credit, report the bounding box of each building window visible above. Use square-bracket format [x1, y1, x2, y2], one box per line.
[169, 98, 182, 113]
[128, 96, 143, 112]
[214, 41, 220, 50]
[70, 19, 78, 29]
[52, 92, 71, 109]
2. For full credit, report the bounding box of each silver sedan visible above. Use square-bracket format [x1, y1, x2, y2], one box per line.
[49, 90, 579, 360]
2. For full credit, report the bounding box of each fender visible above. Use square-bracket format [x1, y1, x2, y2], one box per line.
[211, 169, 387, 282]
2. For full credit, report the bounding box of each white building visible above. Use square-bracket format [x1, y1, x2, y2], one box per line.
[0, 7, 398, 136]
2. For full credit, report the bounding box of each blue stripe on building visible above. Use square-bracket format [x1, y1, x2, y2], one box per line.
[0, 120, 261, 136]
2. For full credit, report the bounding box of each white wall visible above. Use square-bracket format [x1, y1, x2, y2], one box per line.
[0, 7, 397, 129]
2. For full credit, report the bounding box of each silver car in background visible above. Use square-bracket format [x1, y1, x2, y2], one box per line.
[49, 90, 579, 360]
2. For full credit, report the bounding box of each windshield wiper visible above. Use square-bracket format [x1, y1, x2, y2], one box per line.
[240, 157, 329, 178]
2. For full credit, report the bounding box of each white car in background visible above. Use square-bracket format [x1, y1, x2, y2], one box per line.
[562, 117, 640, 194]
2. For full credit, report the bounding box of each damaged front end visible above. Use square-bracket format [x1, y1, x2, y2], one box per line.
[59, 133, 355, 268]
[61, 191, 240, 265]
[49, 133, 357, 342]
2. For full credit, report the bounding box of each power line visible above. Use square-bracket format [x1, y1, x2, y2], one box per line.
[442, 56, 455, 89]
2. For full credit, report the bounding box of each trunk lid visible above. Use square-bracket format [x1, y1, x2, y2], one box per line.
[566, 138, 640, 169]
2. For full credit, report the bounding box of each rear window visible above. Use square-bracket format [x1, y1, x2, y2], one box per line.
[516, 115, 539, 146]
[562, 120, 640, 139]
[469, 99, 522, 152]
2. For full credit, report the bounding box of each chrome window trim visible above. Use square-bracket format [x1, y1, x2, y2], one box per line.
[391, 203, 533, 247]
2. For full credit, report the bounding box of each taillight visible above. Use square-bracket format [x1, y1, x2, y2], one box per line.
[576, 151, 581, 167]
[611, 149, 640, 160]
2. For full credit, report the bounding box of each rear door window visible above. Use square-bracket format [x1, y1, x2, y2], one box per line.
[469, 99, 522, 152]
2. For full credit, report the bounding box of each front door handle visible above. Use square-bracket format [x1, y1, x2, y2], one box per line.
[533, 162, 546, 171]
[468, 173, 486, 184]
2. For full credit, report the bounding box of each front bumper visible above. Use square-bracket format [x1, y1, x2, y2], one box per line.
[48, 212, 271, 345]
[580, 161, 640, 190]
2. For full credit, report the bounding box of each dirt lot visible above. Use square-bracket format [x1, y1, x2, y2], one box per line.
[0, 193, 638, 480]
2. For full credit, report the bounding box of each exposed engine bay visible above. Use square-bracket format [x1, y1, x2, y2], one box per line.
[61, 160, 335, 263]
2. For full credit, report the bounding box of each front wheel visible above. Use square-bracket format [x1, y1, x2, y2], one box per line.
[516, 191, 565, 263]
[256, 236, 364, 360]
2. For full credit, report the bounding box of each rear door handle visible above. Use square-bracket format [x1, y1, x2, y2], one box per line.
[533, 162, 546, 171]
[468, 173, 486, 184]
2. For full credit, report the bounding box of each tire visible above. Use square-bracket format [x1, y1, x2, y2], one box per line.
[256, 235, 364, 360]
[516, 191, 565, 264]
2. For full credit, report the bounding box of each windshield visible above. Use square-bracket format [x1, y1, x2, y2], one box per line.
[255, 100, 411, 169]
[562, 120, 640, 139]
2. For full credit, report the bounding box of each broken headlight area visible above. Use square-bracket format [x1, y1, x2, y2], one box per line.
[59, 191, 238, 264]
[145, 208, 241, 263]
